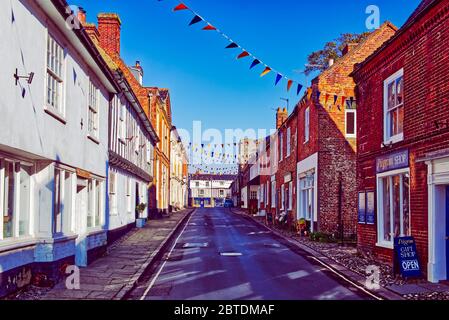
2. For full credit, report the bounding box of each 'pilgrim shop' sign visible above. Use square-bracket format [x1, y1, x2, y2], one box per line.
[394, 237, 422, 278]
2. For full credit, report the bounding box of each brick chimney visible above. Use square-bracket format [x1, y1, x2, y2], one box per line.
[84, 23, 100, 44]
[342, 43, 358, 56]
[129, 61, 144, 85]
[77, 7, 86, 24]
[276, 107, 288, 129]
[98, 13, 122, 56]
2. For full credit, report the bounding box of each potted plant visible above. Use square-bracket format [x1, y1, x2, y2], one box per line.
[136, 203, 147, 228]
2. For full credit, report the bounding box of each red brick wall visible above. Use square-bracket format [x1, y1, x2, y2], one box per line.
[98, 14, 121, 56]
[353, 1, 449, 269]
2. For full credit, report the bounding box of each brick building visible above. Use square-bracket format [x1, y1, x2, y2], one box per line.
[296, 23, 397, 237]
[353, 0, 449, 282]
[274, 108, 298, 228]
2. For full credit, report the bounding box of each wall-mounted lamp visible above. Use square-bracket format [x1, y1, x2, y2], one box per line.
[14, 69, 34, 86]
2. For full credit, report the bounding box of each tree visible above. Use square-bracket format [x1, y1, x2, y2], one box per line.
[304, 32, 372, 75]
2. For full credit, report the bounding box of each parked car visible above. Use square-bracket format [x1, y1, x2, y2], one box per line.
[224, 199, 234, 208]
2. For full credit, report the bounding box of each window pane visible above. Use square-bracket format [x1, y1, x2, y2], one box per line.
[95, 181, 101, 227]
[382, 177, 391, 242]
[3, 162, 15, 238]
[19, 165, 31, 236]
[54, 169, 62, 234]
[87, 180, 93, 228]
[402, 174, 410, 236]
[346, 112, 355, 135]
[398, 106, 404, 135]
[393, 175, 401, 238]
[390, 109, 398, 137]
[396, 77, 403, 105]
[388, 82, 395, 110]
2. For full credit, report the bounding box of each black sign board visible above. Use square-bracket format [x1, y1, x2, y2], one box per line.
[394, 237, 422, 278]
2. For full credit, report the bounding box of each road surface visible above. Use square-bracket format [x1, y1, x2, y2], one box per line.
[129, 208, 372, 300]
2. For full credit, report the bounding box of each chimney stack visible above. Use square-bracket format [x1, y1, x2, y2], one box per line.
[77, 7, 86, 25]
[276, 107, 288, 129]
[129, 61, 144, 85]
[342, 43, 358, 56]
[98, 13, 122, 56]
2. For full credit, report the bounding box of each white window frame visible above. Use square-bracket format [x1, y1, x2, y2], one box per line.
[271, 179, 276, 209]
[345, 109, 357, 138]
[376, 168, 411, 249]
[288, 181, 293, 210]
[45, 32, 65, 119]
[126, 177, 132, 214]
[279, 132, 283, 162]
[383, 69, 404, 145]
[53, 167, 74, 235]
[286, 127, 291, 157]
[88, 79, 99, 140]
[281, 184, 285, 210]
[304, 107, 310, 143]
[109, 170, 118, 216]
[118, 102, 126, 144]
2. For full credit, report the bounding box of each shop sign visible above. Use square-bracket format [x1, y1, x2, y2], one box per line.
[376, 149, 409, 174]
[394, 237, 422, 278]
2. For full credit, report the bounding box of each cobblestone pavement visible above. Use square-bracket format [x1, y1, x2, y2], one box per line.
[236, 211, 449, 300]
[11, 209, 193, 300]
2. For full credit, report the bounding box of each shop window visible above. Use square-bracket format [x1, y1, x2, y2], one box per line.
[377, 171, 410, 247]
[384, 69, 404, 144]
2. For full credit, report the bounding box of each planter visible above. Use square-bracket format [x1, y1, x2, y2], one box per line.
[136, 218, 147, 228]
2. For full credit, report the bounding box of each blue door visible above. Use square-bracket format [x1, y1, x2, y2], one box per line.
[446, 186, 449, 278]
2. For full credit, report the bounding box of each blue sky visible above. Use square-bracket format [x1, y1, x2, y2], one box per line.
[76, 0, 421, 136]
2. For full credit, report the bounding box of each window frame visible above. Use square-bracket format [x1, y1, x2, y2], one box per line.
[45, 32, 66, 120]
[288, 181, 293, 210]
[304, 107, 310, 143]
[376, 168, 411, 249]
[345, 109, 357, 138]
[87, 78, 100, 141]
[279, 132, 283, 162]
[286, 127, 291, 157]
[383, 69, 404, 145]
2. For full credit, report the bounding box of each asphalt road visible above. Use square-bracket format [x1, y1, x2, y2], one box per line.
[130, 208, 371, 300]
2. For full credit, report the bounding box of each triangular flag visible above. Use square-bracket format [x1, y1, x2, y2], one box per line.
[325, 94, 330, 104]
[316, 91, 321, 101]
[173, 3, 188, 11]
[297, 84, 303, 95]
[307, 88, 313, 100]
[226, 42, 238, 49]
[203, 24, 216, 31]
[237, 51, 250, 59]
[250, 59, 260, 69]
[341, 96, 346, 107]
[287, 80, 293, 91]
[189, 15, 202, 26]
[260, 67, 271, 77]
[275, 74, 283, 86]
[333, 95, 338, 105]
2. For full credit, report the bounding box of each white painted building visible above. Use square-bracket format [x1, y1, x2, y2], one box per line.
[189, 175, 234, 208]
[170, 127, 188, 211]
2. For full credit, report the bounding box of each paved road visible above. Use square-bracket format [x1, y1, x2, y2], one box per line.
[130, 208, 370, 300]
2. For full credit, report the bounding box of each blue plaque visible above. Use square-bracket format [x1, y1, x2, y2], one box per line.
[394, 237, 422, 278]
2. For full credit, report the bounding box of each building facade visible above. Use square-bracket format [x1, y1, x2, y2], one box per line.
[82, 12, 158, 240]
[353, 0, 449, 282]
[0, 0, 120, 296]
[189, 175, 234, 208]
[170, 127, 188, 211]
[296, 23, 396, 238]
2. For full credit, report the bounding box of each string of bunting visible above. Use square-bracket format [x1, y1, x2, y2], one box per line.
[162, 1, 304, 95]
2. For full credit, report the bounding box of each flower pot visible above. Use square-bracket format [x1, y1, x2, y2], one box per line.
[136, 218, 147, 228]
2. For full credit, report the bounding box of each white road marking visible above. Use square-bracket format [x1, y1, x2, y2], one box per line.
[220, 252, 243, 257]
[139, 210, 196, 300]
[308, 256, 383, 300]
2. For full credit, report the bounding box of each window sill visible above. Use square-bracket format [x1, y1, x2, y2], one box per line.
[376, 241, 394, 250]
[87, 134, 100, 145]
[346, 134, 356, 139]
[383, 134, 404, 147]
[44, 107, 67, 124]
[0, 237, 38, 253]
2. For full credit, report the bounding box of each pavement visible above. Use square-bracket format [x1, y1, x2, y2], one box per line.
[130, 207, 375, 300]
[39, 209, 194, 300]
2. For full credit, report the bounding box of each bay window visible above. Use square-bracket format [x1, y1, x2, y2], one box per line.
[384, 69, 404, 143]
[1, 159, 33, 240]
[377, 170, 410, 247]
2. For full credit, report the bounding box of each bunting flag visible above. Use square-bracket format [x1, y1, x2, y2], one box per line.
[341, 96, 346, 107]
[237, 51, 250, 59]
[203, 24, 216, 31]
[173, 3, 188, 11]
[168, 1, 302, 94]
[297, 84, 303, 96]
[226, 42, 239, 49]
[333, 95, 338, 105]
[325, 94, 330, 105]
[189, 15, 202, 25]
[316, 91, 321, 101]
[275, 74, 283, 86]
[307, 88, 313, 100]
[260, 67, 271, 77]
[250, 59, 261, 69]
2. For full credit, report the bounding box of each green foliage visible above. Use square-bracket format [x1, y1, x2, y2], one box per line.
[305, 32, 372, 75]
[309, 232, 335, 243]
[136, 203, 147, 213]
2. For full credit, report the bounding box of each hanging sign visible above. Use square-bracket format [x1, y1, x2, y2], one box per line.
[394, 237, 422, 278]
